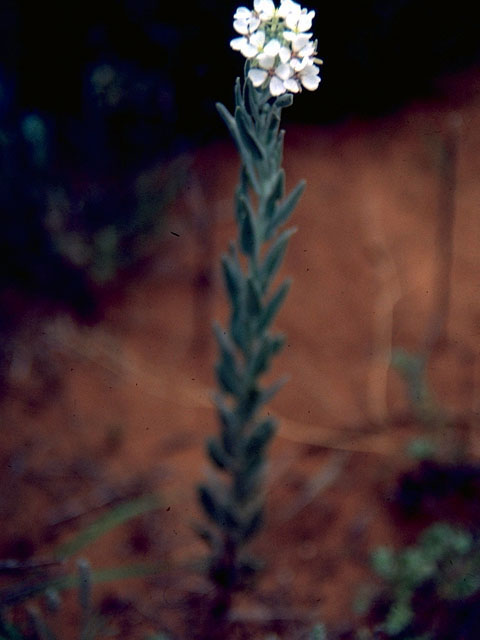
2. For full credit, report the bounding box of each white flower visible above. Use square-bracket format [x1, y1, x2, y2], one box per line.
[297, 62, 321, 91]
[230, 30, 281, 59]
[248, 55, 293, 96]
[253, 0, 276, 21]
[285, 7, 315, 34]
[287, 33, 316, 70]
[233, 6, 261, 34]
[278, 0, 301, 19]
[231, 0, 322, 96]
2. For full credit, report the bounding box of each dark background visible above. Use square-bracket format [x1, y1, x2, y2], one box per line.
[0, 0, 479, 314]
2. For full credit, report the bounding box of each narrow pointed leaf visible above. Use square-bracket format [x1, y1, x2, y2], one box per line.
[235, 191, 255, 225]
[240, 205, 257, 257]
[245, 78, 260, 121]
[54, 494, 161, 560]
[242, 508, 263, 541]
[264, 169, 285, 220]
[234, 458, 265, 503]
[207, 437, 230, 471]
[235, 106, 264, 161]
[217, 102, 260, 192]
[215, 361, 240, 395]
[275, 93, 294, 109]
[270, 180, 306, 232]
[260, 227, 296, 290]
[257, 278, 291, 333]
[246, 277, 262, 316]
[221, 253, 243, 308]
[230, 303, 248, 352]
[250, 334, 285, 376]
[198, 485, 225, 527]
[234, 77, 243, 110]
[213, 322, 237, 371]
[258, 375, 290, 407]
[245, 418, 277, 459]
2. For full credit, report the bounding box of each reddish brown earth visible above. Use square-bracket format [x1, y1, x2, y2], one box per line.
[1, 68, 480, 638]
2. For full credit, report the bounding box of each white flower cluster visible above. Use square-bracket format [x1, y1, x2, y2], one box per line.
[230, 0, 322, 97]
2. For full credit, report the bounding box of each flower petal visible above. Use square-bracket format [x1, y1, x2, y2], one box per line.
[254, 0, 275, 20]
[275, 63, 293, 80]
[270, 76, 286, 96]
[233, 19, 250, 35]
[257, 53, 275, 69]
[278, 0, 301, 19]
[297, 11, 314, 32]
[279, 46, 291, 63]
[282, 30, 296, 42]
[230, 37, 246, 51]
[263, 38, 281, 56]
[234, 7, 251, 20]
[284, 77, 300, 93]
[248, 68, 268, 87]
[250, 30, 265, 48]
[300, 70, 321, 91]
[249, 15, 261, 31]
[241, 41, 260, 58]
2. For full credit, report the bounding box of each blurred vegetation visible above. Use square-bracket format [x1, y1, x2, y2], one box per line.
[366, 522, 480, 639]
[0, 495, 163, 639]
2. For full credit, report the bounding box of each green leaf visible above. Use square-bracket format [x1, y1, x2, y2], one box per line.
[245, 78, 260, 121]
[245, 418, 277, 459]
[230, 303, 248, 352]
[198, 486, 239, 530]
[212, 394, 238, 456]
[235, 106, 264, 161]
[250, 334, 285, 376]
[242, 508, 263, 541]
[234, 77, 243, 110]
[257, 279, 291, 333]
[0, 564, 162, 608]
[240, 204, 257, 257]
[54, 494, 161, 561]
[216, 102, 260, 193]
[384, 599, 413, 635]
[274, 130, 285, 172]
[263, 169, 285, 220]
[265, 109, 281, 147]
[207, 437, 230, 471]
[258, 375, 290, 407]
[234, 457, 265, 503]
[275, 93, 294, 109]
[198, 485, 224, 527]
[215, 360, 240, 395]
[260, 227, 296, 291]
[216, 102, 239, 146]
[268, 180, 305, 235]
[235, 191, 255, 226]
[221, 252, 243, 308]
[213, 322, 238, 371]
[246, 277, 262, 316]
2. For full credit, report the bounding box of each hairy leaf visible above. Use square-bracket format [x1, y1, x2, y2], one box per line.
[235, 106, 264, 161]
[257, 278, 291, 334]
[240, 204, 257, 257]
[207, 437, 230, 471]
[260, 227, 296, 291]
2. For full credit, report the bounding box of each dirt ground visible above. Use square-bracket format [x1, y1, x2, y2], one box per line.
[1, 67, 480, 639]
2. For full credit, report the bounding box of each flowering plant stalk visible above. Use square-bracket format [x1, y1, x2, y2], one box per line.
[197, 0, 321, 619]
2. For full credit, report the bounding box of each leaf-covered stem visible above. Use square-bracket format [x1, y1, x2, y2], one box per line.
[198, 72, 305, 609]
